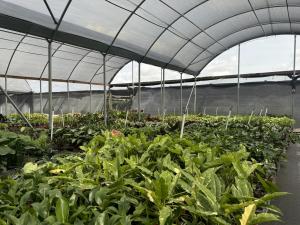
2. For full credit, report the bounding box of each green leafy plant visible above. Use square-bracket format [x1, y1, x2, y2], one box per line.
[0, 132, 287, 224]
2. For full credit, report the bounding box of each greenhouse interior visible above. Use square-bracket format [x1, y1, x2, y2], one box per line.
[1, 0, 300, 224]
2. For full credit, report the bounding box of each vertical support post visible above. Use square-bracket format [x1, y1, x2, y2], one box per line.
[103, 54, 108, 126]
[194, 76, 197, 114]
[47, 40, 53, 134]
[131, 61, 134, 110]
[89, 82, 92, 113]
[138, 62, 141, 120]
[292, 35, 297, 118]
[108, 85, 112, 111]
[237, 44, 241, 115]
[40, 79, 43, 113]
[67, 81, 70, 113]
[180, 72, 183, 116]
[160, 68, 163, 115]
[4, 75, 7, 115]
[132, 61, 134, 94]
[293, 35, 297, 77]
[162, 68, 165, 115]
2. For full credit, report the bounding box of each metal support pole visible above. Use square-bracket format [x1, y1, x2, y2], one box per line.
[67, 81, 70, 113]
[40, 79, 43, 113]
[132, 61, 134, 94]
[103, 54, 108, 126]
[194, 76, 197, 114]
[160, 68, 163, 115]
[292, 35, 297, 118]
[0, 85, 33, 128]
[180, 72, 183, 116]
[237, 44, 241, 114]
[48, 40, 53, 131]
[131, 61, 135, 110]
[138, 62, 141, 120]
[4, 75, 7, 115]
[89, 82, 92, 113]
[294, 35, 297, 76]
[162, 68, 165, 115]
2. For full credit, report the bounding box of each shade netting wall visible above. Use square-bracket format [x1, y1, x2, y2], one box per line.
[0, 91, 104, 115]
[1, 82, 300, 126]
[0, 89, 135, 115]
[132, 82, 299, 125]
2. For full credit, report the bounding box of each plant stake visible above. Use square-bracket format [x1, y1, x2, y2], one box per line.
[264, 108, 268, 116]
[61, 110, 64, 127]
[50, 110, 54, 141]
[180, 114, 186, 139]
[125, 110, 129, 127]
[225, 108, 232, 130]
[248, 110, 254, 125]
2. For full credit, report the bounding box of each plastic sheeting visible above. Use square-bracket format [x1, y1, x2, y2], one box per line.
[0, 28, 130, 85]
[0, 0, 300, 78]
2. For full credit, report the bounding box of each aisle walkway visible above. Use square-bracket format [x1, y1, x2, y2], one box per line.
[271, 144, 300, 225]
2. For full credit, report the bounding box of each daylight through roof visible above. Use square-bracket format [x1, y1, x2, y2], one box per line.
[0, 0, 300, 84]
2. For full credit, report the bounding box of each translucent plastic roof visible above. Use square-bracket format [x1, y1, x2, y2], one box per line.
[0, 28, 130, 85]
[0, 0, 300, 82]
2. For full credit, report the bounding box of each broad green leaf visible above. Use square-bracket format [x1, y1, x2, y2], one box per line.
[55, 197, 69, 223]
[0, 145, 15, 155]
[240, 204, 256, 225]
[23, 162, 39, 174]
[95, 212, 108, 225]
[159, 206, 172, 225]
[250, 213, 281, 225]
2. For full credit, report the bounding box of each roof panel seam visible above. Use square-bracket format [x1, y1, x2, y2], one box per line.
[67, 50, 94, 81]
[106, 0, 146, 55]
[247, 0, 266, 36]
[140, 0, 212, 65]
[286, 0, 293, 32]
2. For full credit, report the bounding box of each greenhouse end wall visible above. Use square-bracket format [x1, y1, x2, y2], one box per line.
[132, 82, 300, 126]
[0, 91, 104, 115]
[0, 82, 299, 127]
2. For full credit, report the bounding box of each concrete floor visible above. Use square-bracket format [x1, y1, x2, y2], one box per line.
[270, 144, 300, 225]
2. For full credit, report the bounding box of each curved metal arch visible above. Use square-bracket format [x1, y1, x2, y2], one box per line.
[286, 0, 292, 32]
[39, 43, 63, 79]
[89, 55, 114, 83]
[104, 0, 197, 43]
[108, 60, 132, 84]
[195, 28, 300, 76]
[49, 0, 72, 42]
[139, 0, 216, 64]
[188, 23, 297, 73]
[66, 49, 95, 81]
[106, 0, 147, 55]
[159, 0, 226, 49]
[105, 0, 214, 58]
[247, 0, 266, 36]
[4, 34, 27, 76]
[266, 0, 274, 35]
[95, 68, 119, 76]
[164, 4, 299, 71]
[192, 20, 300, 67]
[43, 0, 58, 25]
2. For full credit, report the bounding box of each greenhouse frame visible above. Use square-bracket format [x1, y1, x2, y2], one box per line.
[1, 1, 300, 224]
[0, 0, 300, 124]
